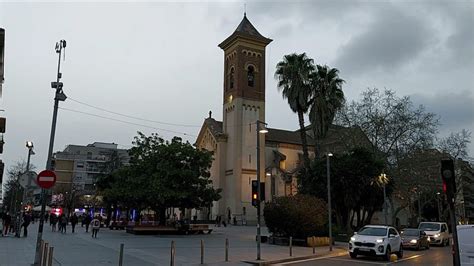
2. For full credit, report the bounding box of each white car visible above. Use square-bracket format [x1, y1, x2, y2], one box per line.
[349, 225, 403, 261]
[457, 225, 474, 266]
[418, 222, 450, 246]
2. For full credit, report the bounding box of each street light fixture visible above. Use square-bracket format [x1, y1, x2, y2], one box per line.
[256, 120, 268, 261]
[327, 152, 333, 251]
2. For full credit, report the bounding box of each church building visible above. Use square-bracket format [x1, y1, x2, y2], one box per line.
[195, 15, 370, 224]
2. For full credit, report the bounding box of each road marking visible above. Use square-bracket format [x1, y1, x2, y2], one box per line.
[327, 257, 387, 265]
[275, 252, 347, 265]
[394, 254, 425, 263]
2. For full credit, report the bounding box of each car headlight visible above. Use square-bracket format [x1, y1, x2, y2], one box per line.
[410, 239, 417, 244]
[434, 233, 440, 238]
[350, 237, 356, 242]
[376, 239, 384, 243]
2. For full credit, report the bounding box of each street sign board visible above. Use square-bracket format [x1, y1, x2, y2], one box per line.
[19, 171, 37, 188]
[36, 170, 56, 189]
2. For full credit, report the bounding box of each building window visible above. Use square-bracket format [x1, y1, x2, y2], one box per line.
[77, 162, 84, 168]
[229, 67, 234, 89]
[247, 65, 255, 87]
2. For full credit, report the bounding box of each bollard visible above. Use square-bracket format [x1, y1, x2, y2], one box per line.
[42, 243, 49, 266]
[170, 240, 175, 266]
[312, 236, 316, 254]
[200, 239, 204, 264]
[225, 238, 229, 262]
[47, 247, 54, 266]
[39, 240, 45, 265]
[289, 236, 293, 257]
[119, 243, 124, 266]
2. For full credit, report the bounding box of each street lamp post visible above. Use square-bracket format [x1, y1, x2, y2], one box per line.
[15, 141, 35, 237]
[379, 173, 388, 225]
[256, 120, 268, 261]
[436, 192, 441, 221]
[326, 153, 333, 252]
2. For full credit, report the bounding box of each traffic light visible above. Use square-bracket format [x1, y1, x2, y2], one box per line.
[441, 159, 456, 201]
[252, 180, 258, 207]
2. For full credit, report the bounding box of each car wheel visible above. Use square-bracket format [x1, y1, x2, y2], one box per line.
[384, 246, 391, 261]
[397, 245, 403, 259]
[426, 243, 430, 249]
[349, 252, 357, 259]
[416, 243, 420, 251]
[444, 238, 449, 247]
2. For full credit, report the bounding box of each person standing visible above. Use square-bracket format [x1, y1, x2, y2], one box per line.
[70, 213, 78, 233]
[2, 212, 12, 236]
[90, 216, 100, 238]
[51, 214, 57, 232]
[60, 214, 68, 233]
[22, 212, 32, 237]
[83, 214, 92, 233]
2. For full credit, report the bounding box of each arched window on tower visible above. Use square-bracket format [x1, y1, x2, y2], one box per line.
[247, 65, 255, 87]
[229, 67, 234, 89]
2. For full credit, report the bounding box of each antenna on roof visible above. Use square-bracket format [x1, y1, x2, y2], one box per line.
[244, 3, 246, 17]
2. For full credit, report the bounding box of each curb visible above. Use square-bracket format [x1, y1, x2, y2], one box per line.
[242, 247, 347, 265]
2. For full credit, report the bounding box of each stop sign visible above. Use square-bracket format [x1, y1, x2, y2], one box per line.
[37, 170, 57, 189]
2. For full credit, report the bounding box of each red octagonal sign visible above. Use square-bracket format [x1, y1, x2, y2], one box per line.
[37, 170, 57, 189]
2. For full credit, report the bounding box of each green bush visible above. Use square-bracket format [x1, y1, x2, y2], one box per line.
[263, 194, 328, 239]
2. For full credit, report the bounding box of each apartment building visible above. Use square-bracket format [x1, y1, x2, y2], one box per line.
[52, 142, 129, 195]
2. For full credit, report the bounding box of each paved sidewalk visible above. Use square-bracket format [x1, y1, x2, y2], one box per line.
[0, 223, 346, 266]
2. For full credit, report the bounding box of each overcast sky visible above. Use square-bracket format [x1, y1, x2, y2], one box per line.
[0, 1, 473, 181]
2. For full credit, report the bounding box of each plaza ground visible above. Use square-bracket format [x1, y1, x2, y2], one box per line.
[0, 222, 346, 266]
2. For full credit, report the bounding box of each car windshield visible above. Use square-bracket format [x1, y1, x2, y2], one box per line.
[358, 227, 387, 236]
[419, 223, 440, 231]
[401, 229, 419, 236]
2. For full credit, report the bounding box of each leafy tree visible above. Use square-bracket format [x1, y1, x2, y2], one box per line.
[309, 65, 345, 157]
[302, 148, 386, 232]
[97, 132, 221, 223]
[264, 194, 327, 238]
[335, 88, 439, 224]
[275, 53, 315, 170]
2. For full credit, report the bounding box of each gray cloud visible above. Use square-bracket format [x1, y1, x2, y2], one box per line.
[334, 6, 435, 74]
[411, 90, 474, 129]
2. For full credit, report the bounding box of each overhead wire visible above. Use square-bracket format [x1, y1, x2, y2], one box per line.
[67, 96, 201, 128]
[58, 107, 198, 138]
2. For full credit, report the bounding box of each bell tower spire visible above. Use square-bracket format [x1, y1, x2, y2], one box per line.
[218, 15, 271, 221]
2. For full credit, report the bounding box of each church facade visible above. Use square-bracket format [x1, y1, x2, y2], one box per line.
[195, 15, 371, 223]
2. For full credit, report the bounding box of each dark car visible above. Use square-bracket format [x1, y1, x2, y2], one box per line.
[401, 228, 430, 250]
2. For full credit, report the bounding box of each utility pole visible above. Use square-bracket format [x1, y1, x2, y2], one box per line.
[255, 120, 268, 261]
[327, 153, 333, 251]
[33, 39, 67, 266]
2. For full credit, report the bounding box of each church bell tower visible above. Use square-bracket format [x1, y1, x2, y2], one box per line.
[218, 14, 272, 220]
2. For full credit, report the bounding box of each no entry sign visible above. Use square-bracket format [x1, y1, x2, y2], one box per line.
[36, 170, 57, 189]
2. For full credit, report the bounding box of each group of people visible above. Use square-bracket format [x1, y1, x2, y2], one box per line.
[48, 213, 101, 238]
[1, 211, 32, 237]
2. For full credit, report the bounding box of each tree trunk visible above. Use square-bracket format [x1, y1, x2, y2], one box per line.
[297, 110, 311, 171]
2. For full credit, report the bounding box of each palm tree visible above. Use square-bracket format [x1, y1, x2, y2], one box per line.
[309, 65, 345, 157]
[275, 53, 315, 170]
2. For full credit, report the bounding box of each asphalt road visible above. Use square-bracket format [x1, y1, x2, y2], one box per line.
[277, 245, 453, 266]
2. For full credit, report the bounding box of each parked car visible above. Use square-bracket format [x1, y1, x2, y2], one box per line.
[418, 222, 450, 246]
[401, 228, 430, 250]
[457, 224, 474, 266]
[349, 225, 403, 261]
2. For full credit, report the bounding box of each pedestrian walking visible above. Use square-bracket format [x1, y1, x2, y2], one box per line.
[22, 212, 32, 237]
[50, 214, 57, 232]
[2, 212, 12, 236]
[83, 214, 92, 233]
[70, 213, 78, 233]
[91, 216, 101, 238]
[60, 214, 68, 233]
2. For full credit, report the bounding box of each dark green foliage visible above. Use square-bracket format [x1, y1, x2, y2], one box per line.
[264, 194, 327, 238]
[300, 147, 388, 231]
[97, 132, 221, 217]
